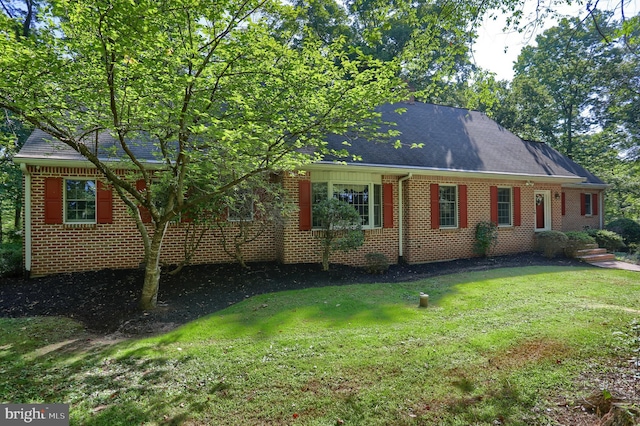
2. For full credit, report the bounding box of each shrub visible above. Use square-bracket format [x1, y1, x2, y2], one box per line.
[564, 231, 596, 258]
[586, 229, 625, 252]
[0, 242, 22, 278]
[364, 252, 390, 274]
[313, 198, 365, 271]
[606, 218, 640, 248]
[535, 231, 568, 258]
[473, 221, 498, 257]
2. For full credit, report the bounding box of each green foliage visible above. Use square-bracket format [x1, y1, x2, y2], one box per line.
[586, 229, 626, 252]
[0, 241, 22, 277]
[313, 198, 364, 271]
[0, 0, 404, 308]
[606, 218, 640, 247]
[535, 231, 568, 258]
[473, 221, 498, 257]
[563, 231, 596, 258]
[364, 252, 389, 274]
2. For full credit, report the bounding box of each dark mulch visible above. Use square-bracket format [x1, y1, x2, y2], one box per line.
[0, 253, 589, 335]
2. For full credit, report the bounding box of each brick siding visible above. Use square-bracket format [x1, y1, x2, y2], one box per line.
[24, 166, 604, 275]
[27, 166, 275, 276]
[562, 188, 603, 231]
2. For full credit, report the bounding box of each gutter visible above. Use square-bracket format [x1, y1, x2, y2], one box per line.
[307, 162, 585, 184]
[13, 156, 166, 170]
[19, 163, 31, 277]
[398, 173, 412, 262]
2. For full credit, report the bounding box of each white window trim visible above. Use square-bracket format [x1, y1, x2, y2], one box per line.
[439, 184, 458, 229]
[63, 178, 97, 224]
[311, 180, 382, 230]
[585, 193, 593, 216]
[497, 186, 513, 227]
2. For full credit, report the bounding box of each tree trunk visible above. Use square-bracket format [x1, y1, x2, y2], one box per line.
[139, 223, 168, 310]
[322, 243, 330, 271]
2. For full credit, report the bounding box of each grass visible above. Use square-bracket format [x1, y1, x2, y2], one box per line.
[1, 266, 639, 425]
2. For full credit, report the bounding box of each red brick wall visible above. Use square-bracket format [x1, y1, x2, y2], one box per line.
[26, 166, 597, 275]
[27, 166, 276, 276]
[561, 188, 604, 231]
[278, 172, 399, 266]
[402, 176, 563, 263]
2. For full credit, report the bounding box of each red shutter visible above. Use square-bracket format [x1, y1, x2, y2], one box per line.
[490, 186, 498, 225]
[561, 192, 566, 216]
[136, 179, 152, 223]
[513, 187, 521, 226]
[96, 181, 113, 224]
[592, 193, 598, 215]
[430, 183, 439, 229]
[44, 177, 63, 224]
[580, 193, 586, 216]
[298, 180, 312, 231]
[458, 185, 468, 229]
[383, 183, 394, 229]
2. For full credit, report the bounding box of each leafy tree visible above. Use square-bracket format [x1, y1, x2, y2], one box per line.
[0, 0, 40, 37]
[0, 111, 31, 240]
[312, 198, 365, 271]
[0, 0, 40, 238]
[510, 12, 618, 159]
[216, 177, 294, 270]
[0, 0, 403, 309]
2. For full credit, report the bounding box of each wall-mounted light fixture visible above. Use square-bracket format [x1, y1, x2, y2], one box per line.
[554, 192, 561, 200]
[525, 180, 534, 187]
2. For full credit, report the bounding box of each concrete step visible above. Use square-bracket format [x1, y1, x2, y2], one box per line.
[577, 253, 616, 262]
[583, 243, 599, 249]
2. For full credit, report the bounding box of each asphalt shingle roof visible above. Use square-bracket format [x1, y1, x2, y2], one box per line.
[15, 102, 604, 185]
[323, 102, 604, 184]
[16, 129, 164, 163]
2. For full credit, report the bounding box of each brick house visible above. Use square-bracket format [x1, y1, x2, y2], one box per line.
[15, 102, 606, 277]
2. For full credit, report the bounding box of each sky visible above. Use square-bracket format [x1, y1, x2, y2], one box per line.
[473, 0, 639, 81]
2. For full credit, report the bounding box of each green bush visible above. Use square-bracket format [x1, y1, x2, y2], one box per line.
[606, 218, 640, 248]
[564, 231, 596, 258]
[313, 198, 365, 271]
[364, 252, 390, 274]
[535, 231, 568, 258]
[0, 242, 22, 277]
[473, 221, 498, 257]
[586, 229, 625, 252]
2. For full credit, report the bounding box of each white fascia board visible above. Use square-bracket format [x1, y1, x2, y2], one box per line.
[304, 162, 586, 184]
[562, 182, 610, 190]
[13, 156, 166, 170]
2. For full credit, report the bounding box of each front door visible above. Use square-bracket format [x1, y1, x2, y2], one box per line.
[535, 191, 551, 231]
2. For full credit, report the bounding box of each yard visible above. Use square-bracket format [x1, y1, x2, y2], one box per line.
[0, 258, 639, 425]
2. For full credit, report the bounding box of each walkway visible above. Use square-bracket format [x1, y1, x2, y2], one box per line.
[588, 260, 640, 272]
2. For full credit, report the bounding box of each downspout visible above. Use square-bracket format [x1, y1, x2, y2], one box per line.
[599, 191, 604, 230]
[398, 173, 412, 262]
[20, 163, 31, 277]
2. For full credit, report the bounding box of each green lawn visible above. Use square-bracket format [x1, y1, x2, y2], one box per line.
[1, 266, 639, 425]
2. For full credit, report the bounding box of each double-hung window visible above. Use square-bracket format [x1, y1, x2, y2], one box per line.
[312, 182, 382, 229]
[497, 187, 512, 226]
[65, 179, 96, 223]
[439, 185, 457, 228]
[584, 193, 593, 216]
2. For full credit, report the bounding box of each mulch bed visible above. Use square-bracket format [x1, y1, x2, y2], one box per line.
[0, 252, 589, 335]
